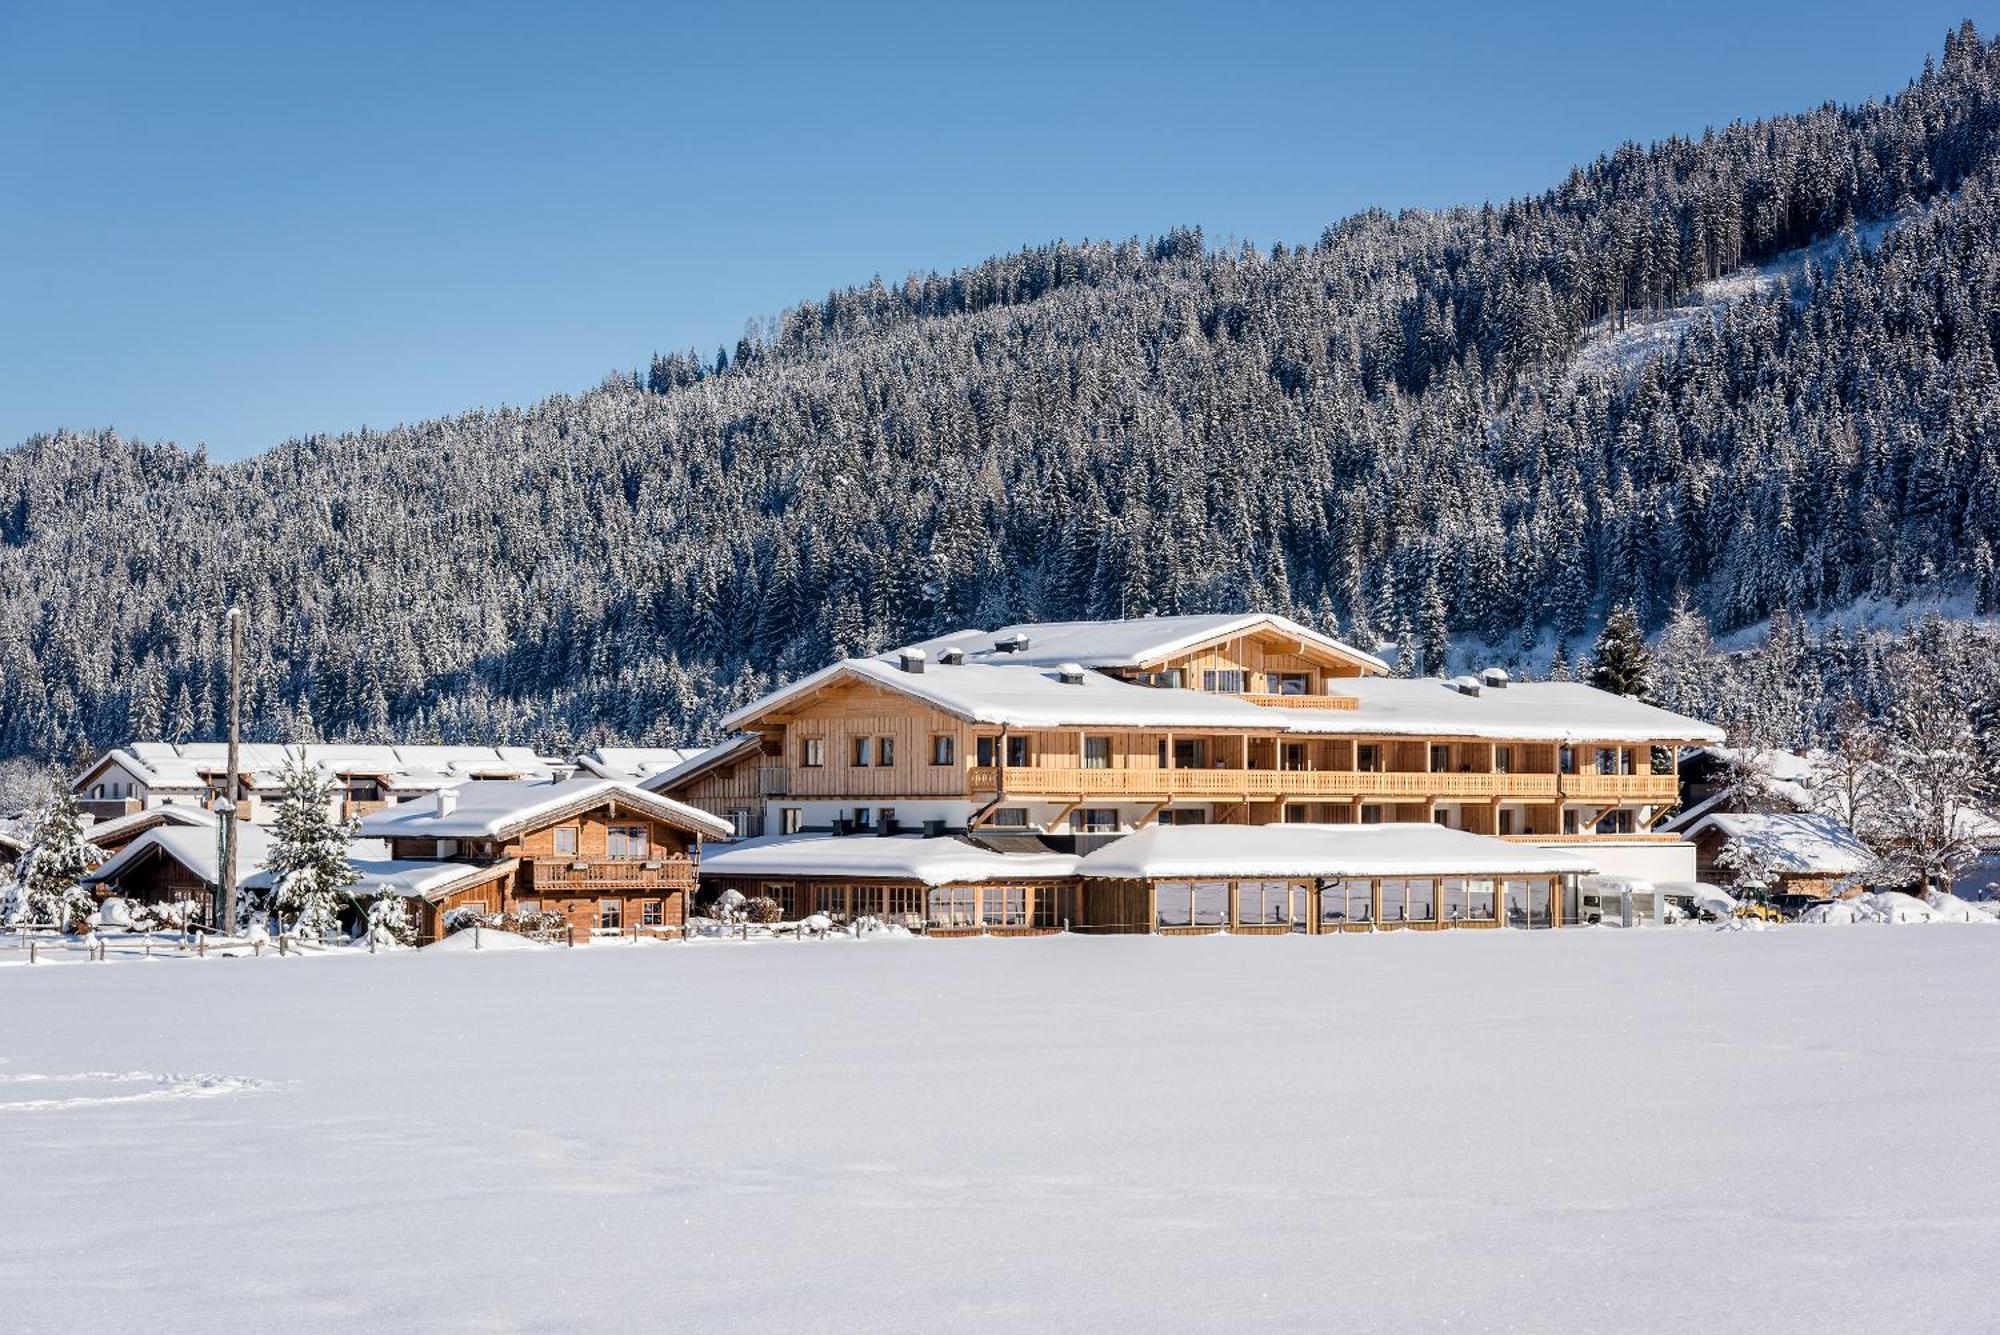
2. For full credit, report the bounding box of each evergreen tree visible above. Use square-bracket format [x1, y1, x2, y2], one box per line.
[1588, 604, 1654, 699]
[4, 771, 103, 932]
[262, 758, 358, 938]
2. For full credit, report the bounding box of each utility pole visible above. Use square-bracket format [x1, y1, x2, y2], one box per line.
[219, 607, 244, 934]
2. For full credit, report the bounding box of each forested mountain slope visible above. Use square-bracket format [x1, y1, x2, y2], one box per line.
[5, 23, 2000, 761]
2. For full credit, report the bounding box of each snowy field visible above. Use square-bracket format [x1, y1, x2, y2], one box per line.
[2, 929, 1996, 1334]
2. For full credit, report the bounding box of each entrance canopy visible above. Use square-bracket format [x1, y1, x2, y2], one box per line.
[1076, 823, 1597, 881]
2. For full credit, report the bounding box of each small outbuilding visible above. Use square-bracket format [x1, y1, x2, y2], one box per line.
[1682, 811, 1872, 899]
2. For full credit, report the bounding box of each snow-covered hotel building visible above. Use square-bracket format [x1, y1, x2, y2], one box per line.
[651, 614, 1726, 931]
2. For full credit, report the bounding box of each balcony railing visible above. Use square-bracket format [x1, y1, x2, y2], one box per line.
[528, 859, 697, 892]
[970, 767, 1567, 800]
[1556, 773, 1680, 801]
[1241, 693, 1358, 710]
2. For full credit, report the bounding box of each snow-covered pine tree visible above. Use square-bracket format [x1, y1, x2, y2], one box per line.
[1865, 656, 1993, 895]
[5, 771, 104, 933]
[263, 757, 358, 939]
[1587, 603, 1653, 699]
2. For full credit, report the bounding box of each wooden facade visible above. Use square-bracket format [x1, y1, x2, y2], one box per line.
[394, 799, 704, 944]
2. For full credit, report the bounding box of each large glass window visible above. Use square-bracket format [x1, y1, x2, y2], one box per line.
[606, 825, 649, 860]
[1235, 880, 1295, 927]
[981, 886, 1027, 927]
[1070, 808, 1118, 833]
[1405, 878, 1437, 923]
[1202, 670, 1245, 693]
[1356, 744, 1380, 773]
[928, 886, 978, 928]
[1269, 673, 1309, 696]
[975, 736, 997, 767]
[1154, 881, 1229, 927]
[1320, 878, 1372, 926]
[1442, 878, 1498, 924]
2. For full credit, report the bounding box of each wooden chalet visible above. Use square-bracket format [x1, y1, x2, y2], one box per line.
[356, 778, 732, 942]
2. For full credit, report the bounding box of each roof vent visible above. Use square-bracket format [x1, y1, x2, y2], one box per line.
[1449, 675, 1482, 698]
[898, 648, 928, 674]
[433, 786, 459, 816]
[994, 632, 1032, 654]
[1056, 662, 1087, 685]
[938, 646, 965, 666]
[1480, 667, 1510, 689]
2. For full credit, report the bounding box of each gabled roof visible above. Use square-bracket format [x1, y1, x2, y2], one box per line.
[1682, 812, 1873, 875]
[902, 612, 1388, 674]
[86, 823, 274, 890]
[72, 743, 560, 796]
[1076, 823, 1599, 881]
[721, 656, 1724, 744]
[356, 778, 732, 842]
[701, 833, 1080, 886]
[84, 804, 217, 849]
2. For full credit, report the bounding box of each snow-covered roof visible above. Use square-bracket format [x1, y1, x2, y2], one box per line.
[1683, 812, 1873, 875]
[86, 823, 273, 890]
[356, 778, 732, 842]
[571, 747, 709, 782]
[83, 804, 218, 847]
[639, 737, 762, 794]
[722, 657, 1723, 743]
[75, 743, 558, 794]
[898, 612, 1389, 674]
[700, 833, 1080, 886]
[1075, 823, 1599, 881]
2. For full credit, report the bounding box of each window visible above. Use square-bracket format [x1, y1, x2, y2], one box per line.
[1082, 736, 1111, 769]
[1359, 804, 1384, 825]
[1498, 808, 1517, 836]
[981, 886, 1027, 927]
[1558, 746, 1577, 775]
[1281, 743, 1307, 772]
[878, 807, 895, 830]
[1356, 744, 1381, 773]
[875, 737, 894, 768]
[1153, 881, 1228, 928]
[1202, 669, 1245, 693]
[1284, 804, 1308, 823]
[1562, 808, 1580, 835]
[1596, 747, 1622, 776]
[1596, 809, 1636, 835]
[1430, 744, 1451, 772]
[1069, 808, 1118, 833]
[606, 825, 650, 860]
[975, 736, 997, 767]
[1380, 877, 1436, 924]
[1321, 878, 1372, 926]
[598, 898, 623, 930]
[991, 808, 1028, 828]
[553, 826, 579, 856]
[801, 738, 825, 768]
[641, 899, 664, 927]
[930, 735, 956, 766]
[1235, 880, 1296, 927]
[927, 885, 978, 929]
[516, 899, 541, 916]
[1005, 736, 1030, 768]
[1441, 879, 1497, 923]
[1493, 745, 1513, 774]
[780, 807, 802, 835]
[1268, 673, 1309, 696]
[1432, 808, 1451, 826]
[1171, 738, 1207, 770]
[348, 778, 382, 802]
[851, 736, 874, 767]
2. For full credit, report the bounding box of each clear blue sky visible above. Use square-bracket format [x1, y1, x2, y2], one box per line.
[2, 1, 1991, 459]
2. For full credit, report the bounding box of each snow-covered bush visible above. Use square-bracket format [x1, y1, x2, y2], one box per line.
[359, 893, 415, 947]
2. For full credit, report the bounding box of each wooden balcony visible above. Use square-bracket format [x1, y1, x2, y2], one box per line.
[526, 859, 697, 892]
[1556, 773, 1680, 802]
[1242, 693, 1357, 710]
[971, 766, 1562, 801]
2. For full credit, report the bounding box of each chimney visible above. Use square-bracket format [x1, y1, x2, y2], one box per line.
[1448, 675, 1482, 698]
[898, 648, 928, 674]
[994, 632, 1032, 654]
[1480, 667, 1511, 690]
[1056, 662, 1087, 685]
[938, 646, 965, 665]
[433, 786, 459, 816]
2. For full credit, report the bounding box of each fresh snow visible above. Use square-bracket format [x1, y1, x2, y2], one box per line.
[1075, 821, 1597, 880]
[356, 777, 732, 841]
[1681, 811, 1874, 876]
[5, 929, 1997, 1332]
[703, 833, 1081, 885]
